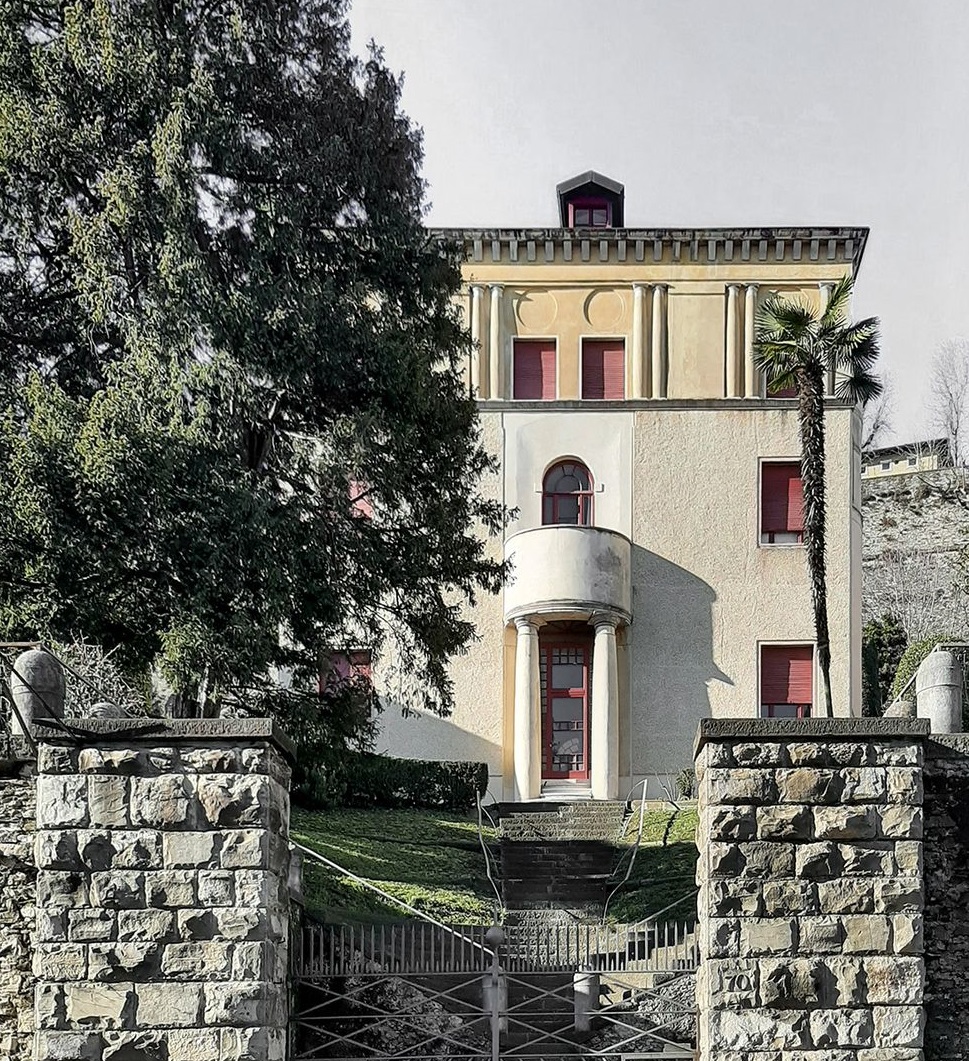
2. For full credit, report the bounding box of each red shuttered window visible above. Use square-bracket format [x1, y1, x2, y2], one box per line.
[761, 461, 804, 544]
[761, 645, 813, 718]
[513, 340, 556, 400]
[582, 340, 626, 400]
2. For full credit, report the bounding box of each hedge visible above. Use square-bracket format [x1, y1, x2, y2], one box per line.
[298, 751, 489, 812]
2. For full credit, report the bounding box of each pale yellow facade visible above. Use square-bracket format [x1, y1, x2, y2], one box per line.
[376, 212, 866, 801]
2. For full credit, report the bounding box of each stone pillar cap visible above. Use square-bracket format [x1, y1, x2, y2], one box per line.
[694, 716, 930, 758]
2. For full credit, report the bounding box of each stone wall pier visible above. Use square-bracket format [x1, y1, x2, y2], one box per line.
[695, 718, 929, 1061]
[32, 718, 293, 1061]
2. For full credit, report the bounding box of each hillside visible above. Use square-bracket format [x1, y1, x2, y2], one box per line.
[291, 803, 698, 925]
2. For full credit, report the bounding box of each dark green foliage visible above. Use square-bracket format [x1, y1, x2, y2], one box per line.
[675, 768, 697, 799]
[862, 613, 908, 717]
[754, 275, 881, 716]
[0, 1, 506, 750]
[296, 750, 489, 812]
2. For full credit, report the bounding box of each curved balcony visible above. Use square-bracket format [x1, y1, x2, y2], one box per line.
[503, 525, 632, 624]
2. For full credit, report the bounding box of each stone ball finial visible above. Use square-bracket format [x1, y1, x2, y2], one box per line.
[89, 701, 129, 719]
[10, 648, 66, 736]
[484, 925, 506, 948]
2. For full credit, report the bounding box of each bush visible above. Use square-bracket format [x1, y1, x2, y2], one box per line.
[862, 614, 907, 717]
[299, 751, 489, 812]
[675, 769, 697, 799]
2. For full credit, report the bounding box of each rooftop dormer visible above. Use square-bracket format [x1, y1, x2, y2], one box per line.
[556, 171, 624, 228]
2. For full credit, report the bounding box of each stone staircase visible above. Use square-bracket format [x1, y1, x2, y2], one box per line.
[495, 801, 629, 920]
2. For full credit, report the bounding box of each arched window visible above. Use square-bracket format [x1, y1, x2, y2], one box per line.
[542, 461, 594, 526]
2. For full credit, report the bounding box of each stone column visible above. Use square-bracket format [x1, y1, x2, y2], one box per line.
[590, 618, 619, 801]
[695, 717, 928, 1061]
[631, 283, 646, 398]
[513, 619, 541, 802]
[469, 284, 484, 396]
[489, 284, 503, 400]
[819, 282, 836, 396]
[725, 285, 740, 398]
[33, 719, 293, 1061]
[744, 284, 759, 398]
[650, 285, 667, 399]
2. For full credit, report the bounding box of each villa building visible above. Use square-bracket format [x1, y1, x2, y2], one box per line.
[377, 173, 866, 802]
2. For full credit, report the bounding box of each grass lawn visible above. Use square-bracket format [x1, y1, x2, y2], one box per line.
[291, 803, 698, 925]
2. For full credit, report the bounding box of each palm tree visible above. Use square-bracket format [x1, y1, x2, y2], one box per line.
[754, 274, 881, 718]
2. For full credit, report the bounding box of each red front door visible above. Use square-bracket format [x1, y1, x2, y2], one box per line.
[540, 642, 591, 781]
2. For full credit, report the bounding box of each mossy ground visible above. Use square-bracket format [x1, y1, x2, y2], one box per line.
[291, 803, 698, 925]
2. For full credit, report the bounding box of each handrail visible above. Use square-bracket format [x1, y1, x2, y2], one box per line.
[292, 839, 495, 957]
[476, 793, 504, 918]
[602, 779, 648, 922]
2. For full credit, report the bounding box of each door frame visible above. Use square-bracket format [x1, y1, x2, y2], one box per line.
[540, 637, 592, 781]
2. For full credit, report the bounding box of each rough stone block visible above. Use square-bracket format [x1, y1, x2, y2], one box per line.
[796, 843, 846, 880]
[708, 1008, 809, 1050]
[79, 747, 145, 774]
[38, 871, 89, 908]
[707, 768, 779, 804]
[776, 769, 844, 804]
[841, 915, 892, 954]
[841, 844, 896, 877]
[786, 742, 827, 766]
[231, 941, 269, 981]
[34, 943, 88, 981]
[707, 918, 741, 958]
[86, 776, 129, 828]
[762, 880, 818, 917]
[69, 909, 117, 943]
[814, 806, 877, 841]
[708, 880, 763, 916]
[817, 879, 875, 915]
[740, 918, 798, 956]
[864, 956, 924, 1004]
[101, 1030, 170, 1059]
[90, 870, 145, 909]
[37, 830, 82, 871]
[37, 774, 89, 827]
[234, 869, 274, 907]
[116, 909, 175, 943]
[136, 981, 204, 1027]
[878, 805, 923, 840]
[841, 768, 888, 803]
[706, 805, 757, 841]
[198, 869, 235, 906]
[203, 981, 275, 1027]
[129, 775, 192, 828]
[146, 869, 196, 907]
[77, 829, 163, 872]
[88, 942, 163, 982]
[220, 1025, 287, 1061]
[891, 914, 922, 955]
[874, 880, 922, 914]
[872, 1005, 924, 1048]
[180, 746, 239, 773]
[874, 741, 922, 767]
[733, 742, 786, 767]
[798, 917, 846, 954]
[37, 744, 78, 774]
[857, 1051, 923, 1061]
[33, 1030, 104, 1060]
[895, 841, 922, 876]
[827, 742, 876, 767]
[162, 940, 233, 979]
[810, 1008, 875, 1048]
[163, 830, 221, 869]
[39, 909, 69, 942]
[196, 774, 268, 828]
[221, 829, 270, 869]
[758, 958, 822, 1007]
[758, 805, 813, 841]
[886, 768, 922, 805]
[63, 981, 134, 1029]
[166, 1027, 222, 1061]
[36, 982, 66, 1029]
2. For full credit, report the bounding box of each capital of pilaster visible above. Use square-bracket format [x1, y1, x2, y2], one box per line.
[514, 617, 538, 635]
[590, 613, 621, 631]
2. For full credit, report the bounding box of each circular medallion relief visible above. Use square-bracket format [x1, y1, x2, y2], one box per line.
[514, 291, 558, 332]
[584, 289, 625, 329]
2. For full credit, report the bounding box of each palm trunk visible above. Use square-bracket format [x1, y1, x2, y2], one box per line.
[798, 366, 833, 718]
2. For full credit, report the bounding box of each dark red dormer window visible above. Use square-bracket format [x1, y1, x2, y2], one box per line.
[569, 198, 611, 228]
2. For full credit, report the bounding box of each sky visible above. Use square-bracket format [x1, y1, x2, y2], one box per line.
[349, 0, 969, 444]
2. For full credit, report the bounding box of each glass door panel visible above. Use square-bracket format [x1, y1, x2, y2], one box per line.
[540, 643, 590, 781]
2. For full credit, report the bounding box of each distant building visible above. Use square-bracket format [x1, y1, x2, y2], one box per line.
[377, 172, 866, 801]
[862, 438, 952, 480]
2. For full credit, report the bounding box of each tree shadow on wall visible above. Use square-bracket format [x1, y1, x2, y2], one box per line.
[630, 546, 733, 775]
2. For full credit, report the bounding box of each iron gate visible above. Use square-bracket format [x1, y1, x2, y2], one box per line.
[289, 916, 697, 1059]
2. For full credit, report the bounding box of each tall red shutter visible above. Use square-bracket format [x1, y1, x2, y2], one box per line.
[761, 645, 813, 705]
[582, 341, 625, 400]
[514, 341, 556, 399]
[761, 462, 804, 534]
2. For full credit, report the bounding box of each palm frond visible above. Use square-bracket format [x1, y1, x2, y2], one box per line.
[835, 368, 882, 406]
[820, 273, 853, 327]
[756, 297, 815, 342]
